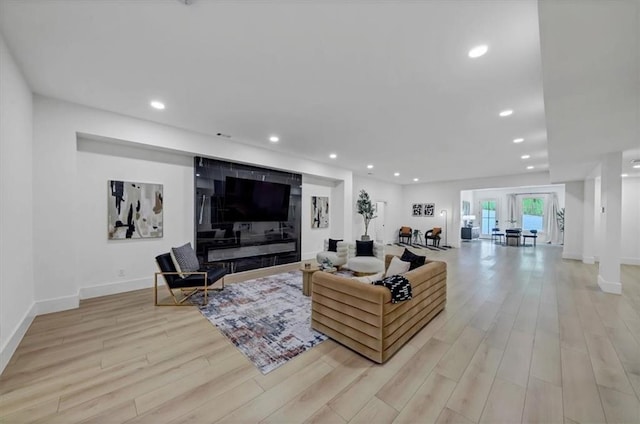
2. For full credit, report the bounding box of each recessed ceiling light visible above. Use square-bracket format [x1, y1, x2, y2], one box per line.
[468, 44, 488, 58]
[499, 109, 513, 117]
[150, 100, 165, 110]
[394, 172, 400, 177]
[413, 178, 419, 182]
[196, 173, 200, 177]
[633, 164, 640, 169]
[621, 173, 628, 177]
[367, 164, 374, 169]
[329, 153, 337, 159]
[527, 166, 534, 170]
[269, 135, 279, 143]
[513, 138, 524, 143]
[521, 154, 530, 159]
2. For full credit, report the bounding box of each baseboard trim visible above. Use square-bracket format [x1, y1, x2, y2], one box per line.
[79, 277, 153, 300]
[35, 294, 79, 315]
[621, 257, 640, 266]
[598, 275, 622, 295]
[582, 256, 595, 264]
[562, 252, 582, 261]
[0, 302, 37, 375]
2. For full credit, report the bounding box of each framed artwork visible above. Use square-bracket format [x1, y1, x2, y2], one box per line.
[311, 196, 329, 228]
[412, 203, 424, 216]
[108, 180, 163, 239]
[424, 203, 435, 217]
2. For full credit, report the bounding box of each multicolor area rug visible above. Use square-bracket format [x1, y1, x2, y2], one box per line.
[192, 271, 327, 374]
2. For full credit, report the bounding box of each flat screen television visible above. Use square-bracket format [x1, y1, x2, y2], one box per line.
[223, 176, 291, 222]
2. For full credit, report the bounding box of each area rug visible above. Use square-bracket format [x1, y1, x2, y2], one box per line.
[192, 271, 327, 374]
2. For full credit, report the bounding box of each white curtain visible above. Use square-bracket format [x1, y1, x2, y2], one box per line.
[543, 193, 561, 244]
[507, 194, 518, 228]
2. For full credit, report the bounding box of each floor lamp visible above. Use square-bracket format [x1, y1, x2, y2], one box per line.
[440, 209, 451, 248]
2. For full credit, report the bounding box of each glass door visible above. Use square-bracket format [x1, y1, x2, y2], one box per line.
[480, 199, 497, 236]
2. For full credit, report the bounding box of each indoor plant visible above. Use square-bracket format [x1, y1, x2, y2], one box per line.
[356, 189, 377, 240]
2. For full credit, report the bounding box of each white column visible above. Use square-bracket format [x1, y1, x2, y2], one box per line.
[582, 178, 596, 264]
[598, 152, 622, 294]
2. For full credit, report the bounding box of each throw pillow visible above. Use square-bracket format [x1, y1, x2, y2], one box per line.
[385, 256, 411, 277]
[400, 248, 426, 271]
[328, 238, 343, 252]
[351, 271, 384, 284]
[170, 242, 200, 277]
[355, 240, 374, 257]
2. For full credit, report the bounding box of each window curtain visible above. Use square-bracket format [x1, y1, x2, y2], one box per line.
[543, 193, 561, 244]
[507, 194, 518, 228]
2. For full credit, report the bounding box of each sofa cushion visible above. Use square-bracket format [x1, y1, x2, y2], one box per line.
[171, 242, 200, 276]
[328, 238, 343, 252]
[356, 240, 374, 256]
[400, 248, 426, 271]
[386, 256, 411, 277]
[352, 271, 384, 284]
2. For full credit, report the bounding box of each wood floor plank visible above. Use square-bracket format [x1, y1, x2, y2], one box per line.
[392, 372, 456, 424]
[217, 361, 334, 423]
[530, 329, 562, 386]
[560, 346, 606, 423]
[304, 405, 347, 424]
[350, 396, 398, 424]
[496, 329, 534, 388]
[376, 337, 451, 411]
[435, 407, 475, 424]
[435, 325, 485, 382]
[583, 332, 635, 395]
[598, 385, 640, 424]
[522, 377, 564, 424]
[479, 377, 526, 424]
[445, 342, 504, 422]
[168, 379, 264, 424]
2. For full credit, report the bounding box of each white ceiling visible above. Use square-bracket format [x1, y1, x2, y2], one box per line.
[0, 0, 638, 184]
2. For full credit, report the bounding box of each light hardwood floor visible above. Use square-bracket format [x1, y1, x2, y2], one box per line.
[1, 242, 639, 423]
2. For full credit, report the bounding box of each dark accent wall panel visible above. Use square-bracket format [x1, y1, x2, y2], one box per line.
[194, 157, 302, 273]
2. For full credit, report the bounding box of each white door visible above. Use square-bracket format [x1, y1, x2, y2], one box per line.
[375, 201, 386, 244]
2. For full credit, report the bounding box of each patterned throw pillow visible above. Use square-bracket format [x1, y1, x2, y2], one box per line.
[328, 238, 343, 252]
[400, 248, 426, 270]
[355, 240, 374, 257]
[170, 242, 200, 276]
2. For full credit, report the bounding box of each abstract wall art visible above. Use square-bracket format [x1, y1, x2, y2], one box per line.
[108, 180, 163, 239]
[424, 203, 435, 217]
[412, 203, 424, 217]
[311, 196, 329, 228]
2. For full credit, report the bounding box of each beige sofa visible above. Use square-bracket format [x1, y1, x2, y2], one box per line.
[311, 254, 446, 363]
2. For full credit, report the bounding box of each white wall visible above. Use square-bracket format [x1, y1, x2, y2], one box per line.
[563, 181, 584, 260]
[402, 172, 553, 247]
[75, 138, 194, 298]
[621, 177, 640, 264]
[31, 96, 355, 314]
[0, 34, 35, 373]
[301, 178, 335, 260]
[352, 175, 403, 244]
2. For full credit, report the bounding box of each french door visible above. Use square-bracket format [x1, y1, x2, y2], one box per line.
[480, 199, 497, 236]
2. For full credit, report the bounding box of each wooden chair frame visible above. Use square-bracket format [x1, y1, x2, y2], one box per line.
[154, 270, 224, 306]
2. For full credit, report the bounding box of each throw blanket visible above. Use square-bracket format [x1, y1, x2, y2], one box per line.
[373, 274, 412, 303]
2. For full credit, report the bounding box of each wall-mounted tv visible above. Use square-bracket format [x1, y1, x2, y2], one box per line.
[223, 176, 291, 222]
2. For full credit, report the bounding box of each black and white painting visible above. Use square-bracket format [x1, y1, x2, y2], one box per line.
[424, 203, 435, 217]
[108, 180, 163, 239]
[311, 196, 329, 228]
[412, 203, 424, 217]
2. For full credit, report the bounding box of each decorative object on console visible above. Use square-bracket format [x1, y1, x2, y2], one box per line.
[356, 189, 377, 240]
[108, 180, 163, 239]
[462, 214, 476, 227]
[193, 271, 327, 374]
[311, 196, 329, 228]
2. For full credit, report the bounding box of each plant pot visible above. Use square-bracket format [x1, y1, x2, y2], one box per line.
[360, 235, 370, 241]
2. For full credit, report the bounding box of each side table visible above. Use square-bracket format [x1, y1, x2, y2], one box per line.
[300, 265, 319, 296]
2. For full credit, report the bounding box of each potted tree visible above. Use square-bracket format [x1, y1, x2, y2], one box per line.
[356, 189, 377, 241]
